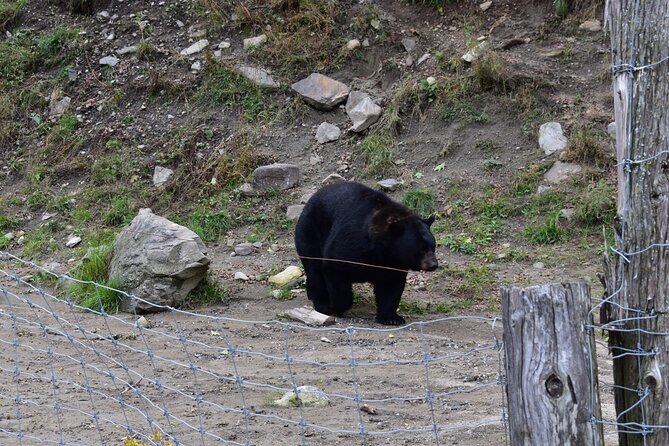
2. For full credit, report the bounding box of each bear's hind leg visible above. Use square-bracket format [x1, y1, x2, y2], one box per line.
[303, 261, 332, 315]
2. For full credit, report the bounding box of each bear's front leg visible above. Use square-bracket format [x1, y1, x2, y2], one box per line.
[324, 276, 354, 317]
[373, 274, 408, 325]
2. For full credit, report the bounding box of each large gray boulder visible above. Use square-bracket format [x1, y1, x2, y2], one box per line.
[291, 73, 349, 110]
[252, 163, 300, 191]
[109, 208, 210, 313]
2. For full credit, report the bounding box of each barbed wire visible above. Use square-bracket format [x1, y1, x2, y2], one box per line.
[0, 251, 508, 445]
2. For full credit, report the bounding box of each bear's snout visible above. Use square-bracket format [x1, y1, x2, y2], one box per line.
[421, 253, 438, 272]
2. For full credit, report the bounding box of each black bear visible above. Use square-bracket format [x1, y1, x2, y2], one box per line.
[295, 181, 438, 325]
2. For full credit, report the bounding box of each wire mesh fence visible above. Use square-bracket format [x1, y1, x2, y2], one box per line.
[0, 251, 508, 446]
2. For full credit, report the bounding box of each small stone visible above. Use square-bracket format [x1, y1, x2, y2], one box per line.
[560, 208, 575, 221]
[137, 316, 149, 328]
[462, 41, 487, 63]
[97, 11, 110, 19]
[405, 55, 415, 66]
[190, 29, 206, 39]
[117, 45, 139, 55]
[270, 244, 280, 252]
[377, 179, 404, 191]
[236, 65, 279, 89]
[346, 39, 361, 51]
[579, 19, 602, 32]
[234, 272, 250, 281]
[252, 163, 300, 191]
[539, 122, 568, 155]
[176, 20, 185, 28]
[191, 61, 202, 71]
[362, 38, 370, 47]
[543, 161, 582, 184]
[309, 154, 322, 165]
[66, 235, 82, 248]
[322, 173, 345, 185]
[237, 183, 254, 196]
[273, 386, 330, 408]
[401, 38, 417, 53]
[4, 232, 15, 241]
[479, 1, 492, 11]
[269, 266, 303, 286]
[316, 122, 341, 144]
[49, 96, 71, 118]
[243, 34, 267, 50]
[180, 39, 209, 56]
[425, 76, 436, 85]
[607, 122, 617, 141]
[99, 56, 120, 66]
[416, 53, 431, 65]
[536, 185, 552, 194]
[252, 242, 263, 248]
[234, 243, 254, 256]
[533, 262, 545, 269]
[320, 337, 332, 343]
[300, 193, 313, 204]
[370, 19, 381, 30]
[17, 236, 25, 245]
[153, 166, 174, 187]
[219, 41, 231, 49]
[286, 205, 305, 221]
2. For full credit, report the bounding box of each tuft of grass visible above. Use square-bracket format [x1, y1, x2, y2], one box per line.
[0, 212, 16, 231]
[472, 50, 508, 92]
[68, 245, 122, 313]
[189, 208, 232, 242]
[524, 210, 564, 244]
[574, 180, 615, 225]
[402, 189, 437, 218]
[561, 124, 612, 167]
[22, 227, 59, 258]
[356, 133, 395, 177]
[187, 277, 227, 307]
[398, 299, 426, 315]
[0, 0, 26, 32]
[195, 61, 271, 123]
[102, 196, 136, 227]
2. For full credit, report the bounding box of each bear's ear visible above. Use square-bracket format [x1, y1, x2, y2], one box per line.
[423, 216, 435, 227]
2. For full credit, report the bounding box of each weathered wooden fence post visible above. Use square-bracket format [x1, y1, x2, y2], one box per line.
[603, 1, 669, 445]
[502, 282, 603, 445]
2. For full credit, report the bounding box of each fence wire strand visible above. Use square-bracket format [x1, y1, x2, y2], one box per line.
[0, 251, 507, 445]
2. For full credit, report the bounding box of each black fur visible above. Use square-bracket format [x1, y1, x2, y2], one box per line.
[295, 182, 438, 325]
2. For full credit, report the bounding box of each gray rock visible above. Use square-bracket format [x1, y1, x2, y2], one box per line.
[536, 185, 552, 194]
[49, 96, 71, 118]
[3, 232, 14, 241]
[291, 73, 350, 111]
[191, 61, 202, 71]
[252, 163, 300, 191]
[480, 1, 492, 11]
[273, 386, 330, 408]
[180, 39, 209, 56]
[543, 161, 582, 184]
[533, 262, 545, 269]
[377, 179, 404, 191]
[560, 208, 575, 221]
[462, 41, 487, 63]
[345, 91, 382, 132]
[66, 235, 82, 248]
[300, 193, 314, 204]
[243, 34, 267, 50]
[236, 65, 279, 89]
[237, 182, 255, 196]
[286, 205, 305, 221]
[607, 122, 617, 140]
[579, 20, 602, 32]
[234, 272, 249, 281]
[153, 166, 174, 187]
[316, 122, 341, 144]
[109, 209, 210, 313]
[322, 173, 345, 185]
[99, 56, 120, 66]
[416, 53, 432, 65]
[235, 243, 254, 256]
[405, 55, 415, 66]
[538, 122, 568, 155]
[401, 38, 417, 53]
[117, 45, 139, 55]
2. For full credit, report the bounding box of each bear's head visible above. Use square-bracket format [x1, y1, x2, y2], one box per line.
[370, 209, 438, 272]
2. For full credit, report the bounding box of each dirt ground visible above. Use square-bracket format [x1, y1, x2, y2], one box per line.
[1, 258, 618, 446]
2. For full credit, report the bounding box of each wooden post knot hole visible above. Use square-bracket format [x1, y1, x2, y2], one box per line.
[545, 374, 564, 399]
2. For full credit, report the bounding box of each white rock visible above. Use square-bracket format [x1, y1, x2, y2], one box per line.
[273, 386, 330, 408]
[286, 205, 304, 221]
[243, 34, 267, 50]
[425, 76, 436, 85]
[236, 65, 279, 89]
[377, 179, 404, 191]
[346, 39, 361, 50]
[480, 1, 492, 11]
[538, 122, 568, 155]
[579, 20, 602, 32]
[219, 41, 231, 49]
[345, 91, 382, 132]
[66, 235, 82, 248]
[316, 122, 341, 144]
[153, 166, 174, 187]
[136, 316, 149, 328]
[176, 20, 185, 28]
[99, 56, 120, 66]
[117, 45, 138, 55]
[3, 232, 14, 241]
[180, 39, 209, 56]
[543, 161, 582, 184]
[417, 53, 431, 65]
[17, 236, 25, 245]
[191, 61, 202, 71]
[533, 262, 545, 269]
[462, 41, 487, 63]
[234, 272, 250, 281]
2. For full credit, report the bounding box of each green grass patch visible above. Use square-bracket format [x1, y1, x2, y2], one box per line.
[187, 277, 227, 307]
[102, 196, 136, 227]
[574, 180, 615, 225]
[445, 264, 495, 300]
[21, 226, 60, 258]
[189, 208, 232, 242]
[68, 245, 122, 313]
[356, 133, 395, 177]
[402, 189, 437, 218]
[524, 210, 564, 244]
[0, 0, 25, 31]
[195, 61, 271, 123]
[562, 124, 612, 167]
[0, 213, 16, 231]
